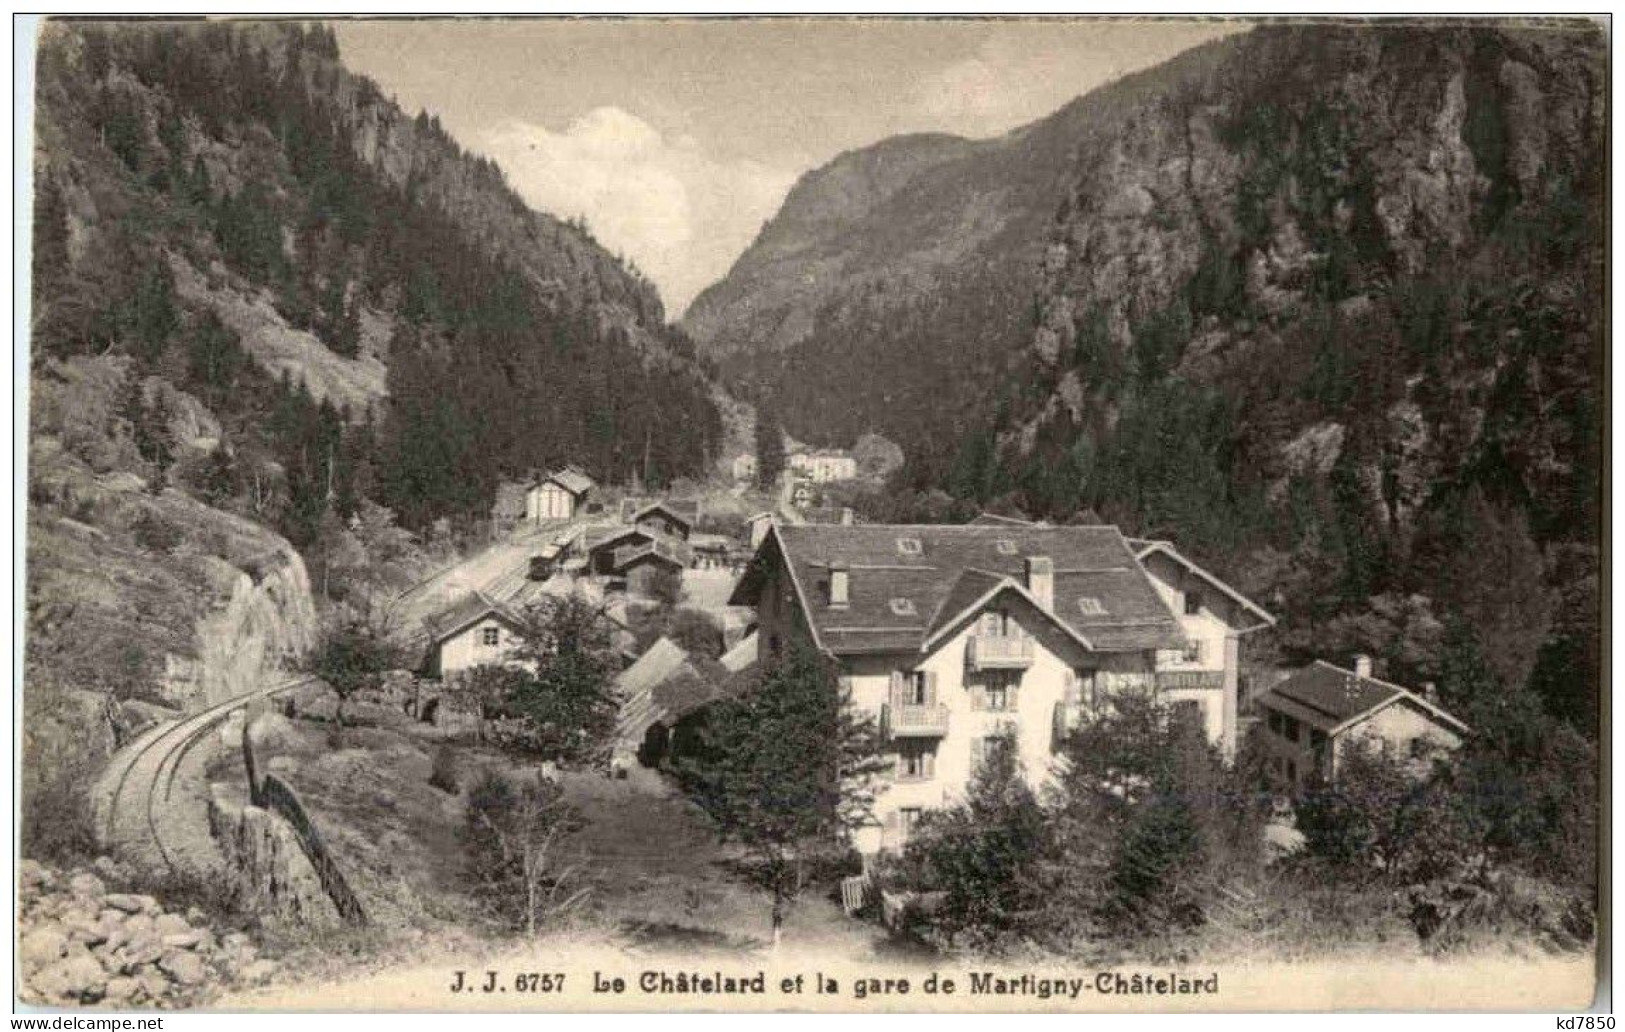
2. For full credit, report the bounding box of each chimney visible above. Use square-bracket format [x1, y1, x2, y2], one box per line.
[1025, 556, 1054, 611]
[840, 506, 855, 526]
[829, 567, 849, 607]
[1354, 654, 1373, 678]
[1421, 681, 1438, 703]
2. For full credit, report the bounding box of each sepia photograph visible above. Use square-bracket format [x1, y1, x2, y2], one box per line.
[14, 12, 1607, 1014]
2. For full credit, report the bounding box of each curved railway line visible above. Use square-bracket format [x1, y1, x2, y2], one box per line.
[93, 675, 319, 875]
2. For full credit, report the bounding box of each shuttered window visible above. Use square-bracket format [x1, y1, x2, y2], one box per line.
[891, 670, 937, 707]
[979, 671, 1020, 711]
[896, 742, 937, 782]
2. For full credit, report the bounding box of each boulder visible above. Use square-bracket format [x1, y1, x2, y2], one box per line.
[240, 959, 279, 984]
[31, 952, 107, 1002]
[19, 859, 54, 893]
[153, 912, 191, 936]
[116, 932, 165, 971]
[103, 976, 142, 1005]
[91, 855, 130, 883]
[104, 893, 157, 914]
[158, 949, 208, 985]
[68, 871, 106, 900]
[18, 925, 69, 968]
[123, 913, 156, 938]
[135, 969, 170, 1001]
[162, 929, 207, 950]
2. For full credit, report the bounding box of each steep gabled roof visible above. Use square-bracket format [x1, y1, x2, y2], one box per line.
[424, 589, 523, 645]
[733, 523, 1186, 656]
[1256, 660, 1469, 736]
[542, 466, 596, 496]
[1133, 539, 1275, 628]
[633, 500, 696, 531]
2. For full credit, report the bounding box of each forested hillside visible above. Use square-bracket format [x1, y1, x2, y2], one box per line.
[24, 19, 723, 856]
[32, 19, 722, 542]
[688, 23, 1605, 732]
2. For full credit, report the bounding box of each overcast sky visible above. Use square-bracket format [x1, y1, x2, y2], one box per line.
[333, 18, 1239, 316]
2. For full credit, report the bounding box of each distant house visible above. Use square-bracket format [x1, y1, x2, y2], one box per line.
[731, 452, 758, 483]
[529, 466, 596, 521]
[789, 448, 857, 484]
[614, 633, 758, 770]
[1252, 658, 1468, 789]
[633, 500, 695, 542]
[790, 480, 816, 509]
[421, 590, 529, 683]
[615, 540, 687, 599]
[583, 523, 690, 598]
[586, 526, 659, 575]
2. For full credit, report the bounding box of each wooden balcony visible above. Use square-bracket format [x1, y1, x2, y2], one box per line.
[967, 633, 1034, 670]
[1155, 670, 1226, 692]
[884, 703, 950, 738]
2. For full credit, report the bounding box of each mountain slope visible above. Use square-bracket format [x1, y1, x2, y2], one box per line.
[685, 22, 1604, 725]
[23, 19, 723, 858]
[32, 20, 723, 533]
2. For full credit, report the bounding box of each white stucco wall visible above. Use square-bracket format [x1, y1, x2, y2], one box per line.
[438, 617, 528, 677]
[1139, 550, 1249, 756]
[842, 592, 1156, 855]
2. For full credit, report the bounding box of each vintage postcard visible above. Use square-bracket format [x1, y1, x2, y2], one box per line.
[16, 13, 1605, 1014]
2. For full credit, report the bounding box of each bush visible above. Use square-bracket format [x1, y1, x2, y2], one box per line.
[428, 744, 459, 794]
[131, 510, 183, 554]
[464, 769, 586, 936]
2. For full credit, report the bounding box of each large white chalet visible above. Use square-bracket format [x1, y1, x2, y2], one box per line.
[730, 521, 1272, 857]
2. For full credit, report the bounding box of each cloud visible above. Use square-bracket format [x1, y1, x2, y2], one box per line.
[481, 107, 796, 315]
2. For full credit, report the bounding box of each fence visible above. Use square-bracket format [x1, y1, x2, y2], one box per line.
[257, 773, 369, 927]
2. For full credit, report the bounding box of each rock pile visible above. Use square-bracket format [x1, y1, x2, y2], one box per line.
[18, 858, 277, 1008]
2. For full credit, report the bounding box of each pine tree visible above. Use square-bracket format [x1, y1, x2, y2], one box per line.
[676, 644, 883, 948]
[754, 409, 786, 491]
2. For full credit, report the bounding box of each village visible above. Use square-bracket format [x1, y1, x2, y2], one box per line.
[398, 432, 1470, 902]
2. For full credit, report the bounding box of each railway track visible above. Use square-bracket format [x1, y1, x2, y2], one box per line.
[93, 675, 319, 876]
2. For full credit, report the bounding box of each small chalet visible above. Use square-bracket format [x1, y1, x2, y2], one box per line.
[632, 500, 696, 542]
[1252, 657, 1468, 789]
[421, 590, 529, 683]
[616, 540, 688, 598]
[731, 452, 758, 483]
[529, 466, 596, 521]
[614, 633, 759, 771]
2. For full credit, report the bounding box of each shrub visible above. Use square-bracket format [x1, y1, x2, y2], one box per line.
[428, 744, 459, 794]
[131, 510, 183, 554]
[463, 769, 586, 936]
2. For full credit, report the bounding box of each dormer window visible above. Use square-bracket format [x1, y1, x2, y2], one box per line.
[995, 539, 1017, 555]
[896, 537, 922, 556]
[889, 597, 917, 617]
[829, 567, 849, 607]
[1077, 597, 1107, 616]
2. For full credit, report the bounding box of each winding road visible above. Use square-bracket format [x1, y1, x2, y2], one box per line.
[93, 675, 318, 876]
